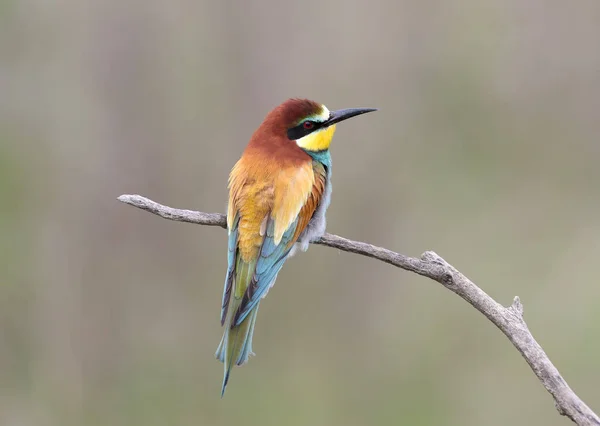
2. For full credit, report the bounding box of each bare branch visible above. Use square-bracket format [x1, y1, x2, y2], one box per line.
[118, 193, 599, 426]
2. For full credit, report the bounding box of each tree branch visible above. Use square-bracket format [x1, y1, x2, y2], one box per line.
[117, 193, 599, 426]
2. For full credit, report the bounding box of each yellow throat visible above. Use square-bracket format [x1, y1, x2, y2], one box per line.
[295, 124, 337, 152]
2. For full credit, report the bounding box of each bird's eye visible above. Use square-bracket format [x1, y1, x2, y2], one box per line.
[303, 121, 314, 130]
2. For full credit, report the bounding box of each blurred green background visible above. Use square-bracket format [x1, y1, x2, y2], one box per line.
[1, 0, 599, 425]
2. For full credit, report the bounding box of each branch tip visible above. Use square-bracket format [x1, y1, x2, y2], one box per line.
[510, 296, 524, 316]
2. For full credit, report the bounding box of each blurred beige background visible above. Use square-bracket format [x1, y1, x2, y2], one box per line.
[1, 0, 599, 425]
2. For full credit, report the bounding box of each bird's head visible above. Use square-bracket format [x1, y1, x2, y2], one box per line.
[261, 99, 377, 152]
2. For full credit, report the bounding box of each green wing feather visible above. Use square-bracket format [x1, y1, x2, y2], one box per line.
[216, 215, 298, 396]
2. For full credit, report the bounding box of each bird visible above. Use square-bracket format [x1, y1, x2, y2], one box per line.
[216, 98, 377, 396]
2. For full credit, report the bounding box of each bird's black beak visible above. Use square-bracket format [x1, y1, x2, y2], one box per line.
[324, 107, 377, 127]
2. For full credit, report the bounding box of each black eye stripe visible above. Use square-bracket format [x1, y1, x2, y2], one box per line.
[287, 120, 323, 140]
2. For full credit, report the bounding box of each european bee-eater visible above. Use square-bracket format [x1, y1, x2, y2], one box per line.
[216, 98, 376, 395]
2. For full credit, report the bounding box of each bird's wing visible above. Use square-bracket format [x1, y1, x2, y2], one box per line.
[231, 162, 327, 326]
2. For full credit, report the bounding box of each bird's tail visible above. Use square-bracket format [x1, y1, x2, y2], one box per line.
[215, 302, 260, 397]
